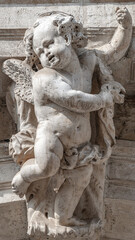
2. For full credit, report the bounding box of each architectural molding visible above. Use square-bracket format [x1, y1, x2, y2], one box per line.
[0, 181, 11, 190]
[130, 60, 135, 82]
[0, 27, 135, 41]
[0, 0, 133, 4]
[0, 29, 24, 41]
[0, 27, 135, 42]
[0, 156, 13, 163]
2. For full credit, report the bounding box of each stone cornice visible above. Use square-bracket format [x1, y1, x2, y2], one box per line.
[0, 182, 11, 190]
[0, 0, 133, 4]
[0, 29, 24, 41]
[0, 156, 13, 163]
[0, 27, 135, 41]
[110, 154, 135, 163]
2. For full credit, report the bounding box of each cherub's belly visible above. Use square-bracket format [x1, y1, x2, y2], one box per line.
[57, 112, 91, 148]
[37, 110, 91, 149]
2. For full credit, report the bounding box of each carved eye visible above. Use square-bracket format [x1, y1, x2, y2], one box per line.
[53, 20, 59, 27]
[43, 40, 54, 48]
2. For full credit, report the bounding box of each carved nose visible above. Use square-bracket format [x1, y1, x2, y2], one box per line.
[46, 51, 51, 57]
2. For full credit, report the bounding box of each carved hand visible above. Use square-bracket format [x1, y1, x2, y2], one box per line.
[116, 7, 132, 29]
[100, 88, 114, 108]
[101, 82, 126, 105]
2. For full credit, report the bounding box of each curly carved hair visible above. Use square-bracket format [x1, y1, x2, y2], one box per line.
[23, 11, 87, 71]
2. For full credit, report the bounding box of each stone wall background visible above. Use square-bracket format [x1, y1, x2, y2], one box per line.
[0, 1, 135, 240]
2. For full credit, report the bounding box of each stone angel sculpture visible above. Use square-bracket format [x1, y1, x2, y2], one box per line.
[2, 8, 132, 240]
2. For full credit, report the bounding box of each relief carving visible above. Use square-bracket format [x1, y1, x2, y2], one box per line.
[2, 8, 132, 240]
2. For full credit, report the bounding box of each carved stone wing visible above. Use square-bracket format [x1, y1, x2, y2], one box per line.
[2, 59, 34, 104]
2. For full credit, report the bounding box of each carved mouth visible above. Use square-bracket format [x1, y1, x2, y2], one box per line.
[48, 55, 60, 67]
[48, 55, 55, 62]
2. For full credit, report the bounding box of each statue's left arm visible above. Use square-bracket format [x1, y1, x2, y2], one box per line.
[95, 7, 132, 65]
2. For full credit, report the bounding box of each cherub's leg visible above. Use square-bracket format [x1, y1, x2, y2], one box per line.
[54, 165, 93, 226]
[12, 158, 36, 197]
[12, 127, 63, 197]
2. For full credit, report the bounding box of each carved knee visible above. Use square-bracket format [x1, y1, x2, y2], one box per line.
[40, 154, 61, 178]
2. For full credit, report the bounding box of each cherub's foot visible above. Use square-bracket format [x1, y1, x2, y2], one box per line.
[12, 172, 30, 198]
[27, 211, 46, 236]
[89, 218, 102, 233]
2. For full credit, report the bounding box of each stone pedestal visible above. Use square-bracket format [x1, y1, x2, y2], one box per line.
[0, 142, 28, 240]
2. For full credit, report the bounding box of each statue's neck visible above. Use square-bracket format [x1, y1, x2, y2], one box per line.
[63, 47, 81, 75]
[58, 47, 83, 90]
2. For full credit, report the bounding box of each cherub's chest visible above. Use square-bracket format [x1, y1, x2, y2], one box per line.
[71, 65, 93, 94]
[77, 50, 97, 93]
[81, 65, 93, 93]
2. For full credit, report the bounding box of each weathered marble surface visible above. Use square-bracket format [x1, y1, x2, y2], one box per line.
[114, 96, 135, 141]
[0, 2, 135, 240]
[1, 7, 132, 240]
[0, 142, 28, 240]
[1, 3, 135, 29]
[0, 98, 16, 141]
[0, 0, 133, 4]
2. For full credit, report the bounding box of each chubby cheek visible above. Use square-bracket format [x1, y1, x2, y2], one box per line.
[56, 44, 72, 65]
[39, 54, 49, 67]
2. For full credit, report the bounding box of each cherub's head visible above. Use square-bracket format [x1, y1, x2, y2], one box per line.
[24, 11, 87, 70]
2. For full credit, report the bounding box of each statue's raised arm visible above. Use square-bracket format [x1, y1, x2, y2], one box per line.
[95, 7, 132, 64]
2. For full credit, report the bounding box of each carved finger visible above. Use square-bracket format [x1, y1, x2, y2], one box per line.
[28, 224, 35, 236]
[116, 9, 127, 14]
[123, 7, 128, 12]
[116, 17, 124, 22]
[117, 16, 125, 21]
[115, 7, 120, 12]
[116, 13, 126, 18]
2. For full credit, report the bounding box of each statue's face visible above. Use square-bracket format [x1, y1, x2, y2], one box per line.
[33, 18, 72, 69]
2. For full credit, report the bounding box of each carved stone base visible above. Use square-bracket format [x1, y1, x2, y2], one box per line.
[28, 218, 102, 240]
[31, 236, 100, 240]
[31, 237, 99, 240]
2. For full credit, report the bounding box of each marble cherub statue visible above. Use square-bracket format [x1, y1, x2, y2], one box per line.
[2, 8, 132, 239]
